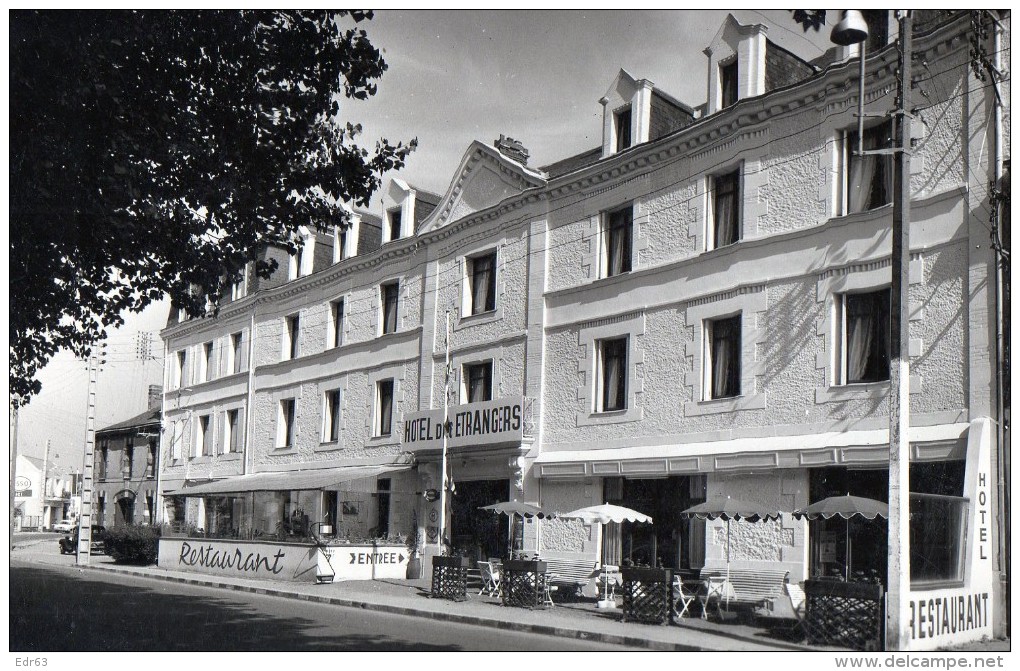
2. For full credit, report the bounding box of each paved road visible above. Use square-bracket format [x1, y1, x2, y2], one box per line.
[10, 561, 635, 652]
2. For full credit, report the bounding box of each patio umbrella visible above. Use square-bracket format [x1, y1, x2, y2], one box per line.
[680, 496, 781, 608]
[559, 504, 653, 608]
[479, 501, 557, 556]
[792, 495, 887, 582]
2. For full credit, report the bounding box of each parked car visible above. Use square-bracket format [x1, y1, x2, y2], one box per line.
[59, 525, 106, 555]
[52, 519, 75, 533]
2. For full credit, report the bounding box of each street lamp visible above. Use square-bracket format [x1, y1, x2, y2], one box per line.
[831, 10, 913, 651]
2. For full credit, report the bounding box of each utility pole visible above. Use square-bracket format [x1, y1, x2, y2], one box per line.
[10, 398, 22, 539]
[886, 10, 913, 652]
[438, 311, 451, 555]
[76, 343, 106, 565]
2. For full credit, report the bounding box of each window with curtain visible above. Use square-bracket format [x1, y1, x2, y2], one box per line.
[841, 289, 891, 384]
[382, 282, 399, 334]
[614, 106, 632, 152]
[712, 169, 740, 248]
[230, 332, 244, 374]
[464, 361, 493, 403]
[846, 121, 893, 214]
[603, 206, 633, 277]
[330, 299, 345, 348]
[468, 252, 497, 315]
[226, 409, 241, 453]
[707, 315, 741, 399]
[323, 390, 341, 442]
[377, 380, 394, 436]
[598, 337, 628, 412]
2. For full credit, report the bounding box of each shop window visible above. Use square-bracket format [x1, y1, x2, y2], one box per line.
[329, 299, 345, 348]
[463, 361, 493, 403]
[283, 314, 300, 360]
[323, 389, 341, 443]
[710, 168, 741, 249]
[614, 105, 632, 152]
[277, 399, 296, 448]
[381, 282, 399, 335]
[467, 251, 497, 315]
[602, 206, 633, 278]
[376, 380, 394, 437]
[224, 408, 241, 454]
[596, 337, 628, 412]
[720, 60, 738, 108]
[843, 121, 893, 215]
[705, 315, 741, 399]
[837, 289, 891, 384]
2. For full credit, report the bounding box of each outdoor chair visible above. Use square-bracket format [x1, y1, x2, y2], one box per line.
[672, 576, 696, 619]
[478, 560, 501, 597]
[753, 579, 806, 635]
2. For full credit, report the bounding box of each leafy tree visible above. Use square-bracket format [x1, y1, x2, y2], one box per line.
[10, 10, 416, 405]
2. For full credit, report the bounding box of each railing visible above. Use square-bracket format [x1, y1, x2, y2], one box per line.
[803, 579, 884, 651]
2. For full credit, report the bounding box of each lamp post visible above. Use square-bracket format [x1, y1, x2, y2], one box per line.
[831, 10, 912, 651]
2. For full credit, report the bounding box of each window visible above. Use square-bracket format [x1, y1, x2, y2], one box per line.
[837, 289, 891, 384]
[711, 169, 741, 249]
[200, 342, 213, 383]
[706, 315, 741, 399]
[335, 227, 347, 262]
[596, 338, 628, 412]
[224, 409, 241, 454]
[614, 106, 632, 152]
[230, 267, 247, 301]
[197, 415, 212, 457]
[277, 399, 296, 448]
[381, 282, 399, 335]
[387, 208, 402, 242]
[323, 389, 341, 443]
[283, 314, 300, 360]
[467, 252, 497, 315]
[173, 350, 187, 389]
[170, 422, 182, 461]
[289, 246, 303, 280]
[229, 332, 244, 374]
[845, 122, 893, 214]
[376, 380, 394, 437]
[98, 442, 109, 480]
[146, 441, 157, 478]
[602, 206, 633, 277]
[123, 439, 134, 478]
[720, 60, 738, 108]
[329, 299, 345, 348]
[463, 362, 493, 403]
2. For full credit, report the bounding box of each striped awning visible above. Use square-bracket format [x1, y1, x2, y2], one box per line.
[166, 463, 412, 496]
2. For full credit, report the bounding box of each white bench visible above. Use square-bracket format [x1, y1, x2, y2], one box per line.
[543, 557, 599, 600]
[698, 567, 789, 611]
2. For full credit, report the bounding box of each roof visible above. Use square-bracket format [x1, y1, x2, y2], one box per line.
[538, 146, 604, 179]
[97, 406, 161, 434]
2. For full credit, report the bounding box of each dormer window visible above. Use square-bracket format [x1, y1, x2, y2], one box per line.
[720, 60, 738, 108]
[289, 229, 314, 279]
[387, 208, 402, 242]
[614, 106, 632, 152]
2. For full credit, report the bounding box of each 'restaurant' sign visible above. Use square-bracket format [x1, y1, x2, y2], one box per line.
[402, 396, 527, 450]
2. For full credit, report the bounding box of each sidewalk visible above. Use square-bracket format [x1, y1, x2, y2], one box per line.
[13, 541, 816, 652]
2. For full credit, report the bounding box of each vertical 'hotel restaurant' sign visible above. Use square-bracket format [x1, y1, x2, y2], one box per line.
[401, 396, 527, 450]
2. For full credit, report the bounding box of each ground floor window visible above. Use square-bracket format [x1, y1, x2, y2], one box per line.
[603, 475, 706, 571]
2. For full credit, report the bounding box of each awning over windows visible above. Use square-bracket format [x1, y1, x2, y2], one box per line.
[166, 463, 413, 496]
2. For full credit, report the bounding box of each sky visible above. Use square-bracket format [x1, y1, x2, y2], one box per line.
[12, 8, 835, 472]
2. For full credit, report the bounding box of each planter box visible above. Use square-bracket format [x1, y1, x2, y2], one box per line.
[621, 567, 673, 625]
[431, 555, 472, 569]
[431, 555, 471, 601]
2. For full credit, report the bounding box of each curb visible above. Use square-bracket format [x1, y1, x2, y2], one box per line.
[79, 563, 712, 651]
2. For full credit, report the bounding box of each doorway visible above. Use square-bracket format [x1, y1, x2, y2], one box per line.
[450, 479, 510, 561]
[115, 493, 135, 526]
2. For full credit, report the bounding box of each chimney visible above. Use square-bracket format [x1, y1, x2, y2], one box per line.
[494, 135, 529, 165]
[148, 384, 163, 409]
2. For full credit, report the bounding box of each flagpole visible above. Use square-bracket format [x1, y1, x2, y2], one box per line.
[438, 311, 451, 555]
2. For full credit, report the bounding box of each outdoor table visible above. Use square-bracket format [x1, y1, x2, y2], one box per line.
[697, 576, 736, 619]
[430, 555, 471, 602]
[501, 559, 549, 609]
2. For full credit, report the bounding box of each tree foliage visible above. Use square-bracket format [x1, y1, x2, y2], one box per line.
[791, 10, 827, 32]
[10, 10, 415, 405]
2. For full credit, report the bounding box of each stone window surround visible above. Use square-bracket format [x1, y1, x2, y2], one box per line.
[367, 364, 406, 447]
[684, 287, 767, 416]
[576, 311, 645, 427]
[456, 239, 505, 327]
[581, 202, 650, 284]
[815, 257, 924, 404]
[705, 160, 744, 251]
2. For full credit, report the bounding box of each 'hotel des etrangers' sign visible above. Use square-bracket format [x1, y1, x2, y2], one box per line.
[401, 396, 527, 450]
